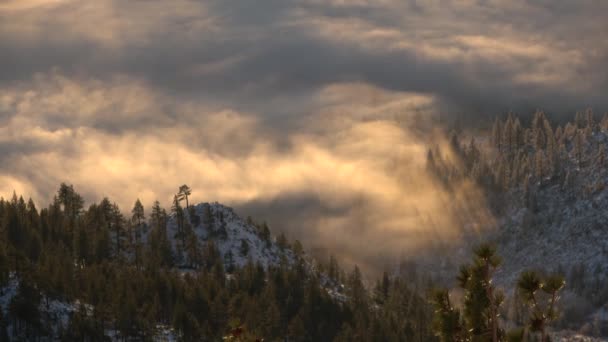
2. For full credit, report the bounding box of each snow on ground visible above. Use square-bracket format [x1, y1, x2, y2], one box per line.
[0, 275, 78, 339]
[552, 331, 608, 342]
[152, 324, 178, 342]
[0, 203, 301, 340]
[0, 275, 18, 314]
[166, 202, 295, 269]
[492, 131, 608, 285]
[0, 276, 179, 341]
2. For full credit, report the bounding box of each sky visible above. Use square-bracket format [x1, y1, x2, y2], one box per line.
[1, 0, 606, 269]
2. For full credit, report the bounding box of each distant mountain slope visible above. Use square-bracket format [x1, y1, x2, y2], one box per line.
[415, 116, 608, 336]
[491, 129, 608, 288]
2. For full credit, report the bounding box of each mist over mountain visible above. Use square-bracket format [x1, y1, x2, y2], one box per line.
[2, 0, 607, 274]
[2, 0, 608, 340]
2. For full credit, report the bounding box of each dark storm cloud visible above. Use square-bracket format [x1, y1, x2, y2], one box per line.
[1, 0, 607, 127]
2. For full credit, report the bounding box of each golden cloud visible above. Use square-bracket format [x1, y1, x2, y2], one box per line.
[0, 73, 494, 272]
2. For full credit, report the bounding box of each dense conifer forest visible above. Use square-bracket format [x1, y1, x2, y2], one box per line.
[0, 184, 436, 341]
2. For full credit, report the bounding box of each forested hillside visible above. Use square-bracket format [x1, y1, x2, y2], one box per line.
[2, 111, 608, 340]
[426, 110, 608, 337]
[0, 185, 434, 341]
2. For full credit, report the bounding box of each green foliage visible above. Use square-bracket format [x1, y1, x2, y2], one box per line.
[9, 279, 43, 338]
[0, 184, 439, 341]
[430, 289, 463, 342]
[177, 184, 192, 209]
[0, 249, 8, 289]
[517, 271, 565, 341]
[433, 245, 566, 342]
[456, 244, 504, 341]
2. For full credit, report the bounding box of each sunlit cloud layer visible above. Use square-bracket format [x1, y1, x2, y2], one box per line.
[0, 72, 490, 271]
[1, 0, 605, 268]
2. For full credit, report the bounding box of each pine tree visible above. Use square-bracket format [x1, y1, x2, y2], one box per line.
[131, 199, 145, 268]
[535, 150, 545, 180]
[172, 195, 186, 262]
[502, 114, 514, 155]
[225, 250, 235, 273]
[9, 279, 42, 338]
[373, 271, 390, 304]
[57, 183, 84, 222]
[465, 138, 480, 172]
[519, 155, 530, 183]
[586, 108, 595, 132]
[555, 126, 563, 144]
[73, 225, 88, 267]
[202, 240, 221, 271]
[131, 199, 145, 231]
[532, 111, 547, 150]
[517, 271, 565, 341]
[96, 197, 115, 261]
[56, 184, 84, 253]
[4, 201, 24, 273]
[601, 113, 608, 131]
[513, 116, 524, 150]
[544, 119, 556, 176]
[492, 119, 503, 151]
[575, 111, 585, 129]
[292, 240, 304, 257]
[277, 232, 288, 250]
[328, 255, 340, 282]
[25, 199, 40, 233]
[0, 248, 8, 289]
[185, 225, 201, 268]
[597, 144, 606, 170]
[217, 212, 228, 240]
[111, 203, 125, 259]
[240, 239, 249, 257]
[456, 244, 503, 341]
[178, 185, 192, 209]
[203, 204, 215, 231]
[347, 265, 367, 308]
[431, 289, 464, 342]
[574, 129, 585, 168]
[260, 222, 271, 248]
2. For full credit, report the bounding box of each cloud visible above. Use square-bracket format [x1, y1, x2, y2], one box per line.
[0, 73, 492, 272]
[1, 0, 606, 117]
[0, 0, 605, 269]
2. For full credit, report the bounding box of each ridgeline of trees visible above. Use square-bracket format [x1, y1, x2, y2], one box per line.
[427, 110, 608, 209]
[0, 184, 435, 341]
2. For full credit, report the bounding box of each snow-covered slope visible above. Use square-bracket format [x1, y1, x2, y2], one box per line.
[486, 130, 608, 336]
[495, 180, 608, 285]
[406, 129, 608, 338]
[490, 131, 608, 286]
[166, 202, 295, 269]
